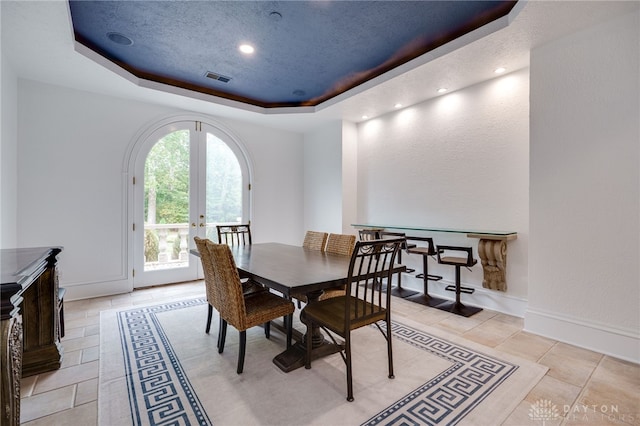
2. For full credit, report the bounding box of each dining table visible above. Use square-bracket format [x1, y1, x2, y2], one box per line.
[192, 242, 405, 372]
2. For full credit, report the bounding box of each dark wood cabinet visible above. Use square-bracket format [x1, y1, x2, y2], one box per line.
[1, 247, 63, 426]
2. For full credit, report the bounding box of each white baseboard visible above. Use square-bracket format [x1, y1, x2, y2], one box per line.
[525, 308, 640, 364]
[62, 279, 132, 301]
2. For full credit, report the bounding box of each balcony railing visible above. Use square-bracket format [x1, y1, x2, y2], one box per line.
[144, 223, 218, 270]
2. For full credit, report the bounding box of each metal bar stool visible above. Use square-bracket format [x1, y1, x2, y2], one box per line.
[404, 237, 447, 307]
[379, 231, 418, 298]
[358, 230, 418, 298]
[435, 245, 483, 317]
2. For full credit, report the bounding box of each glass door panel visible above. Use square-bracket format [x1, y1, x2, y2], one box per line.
[144, 130, 190, 271]
[205, 132, 244, 238]
[134, 121, 250, 288]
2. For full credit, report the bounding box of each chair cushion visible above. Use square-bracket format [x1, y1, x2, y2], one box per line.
[439, 256, 472, 266]
[407, 246, 431, 255]
[242, 292, 295, 330]
[303, 296, 387, 335]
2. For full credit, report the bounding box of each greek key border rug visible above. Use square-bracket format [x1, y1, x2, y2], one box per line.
[99, 298, 546, 426]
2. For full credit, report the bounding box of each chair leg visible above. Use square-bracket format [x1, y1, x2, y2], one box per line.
[386, 319, 395, 379]
[346, 333, 354, 402]
[264, 321, 271, 338]
[218, 320, 227, 354]
[237, 330, 246, 374]
[206, 304, 213, 334]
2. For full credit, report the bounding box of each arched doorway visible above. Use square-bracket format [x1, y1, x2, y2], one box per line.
[130, 118, 251, 287]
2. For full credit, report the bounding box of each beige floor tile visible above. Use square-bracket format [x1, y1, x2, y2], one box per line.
[493, 312, 524, 327]
[33, 360, 99, 395]
[524, 375, 582, 409]
[462, 316, 522, 347]
[20, 375, 38, 398]
[60, 334, 100, 353]
[60, 349, 83, 369]
[571, 357, 640, 425]
[75, 378, 98, 406]
[82, 345, 100, 363]
[502, 399, 564, 426]
[400, 303, 451, 324]
[64, 315, 100, 330]
[21, 401, 97, 426]
[84, 324, 100, 336]
[539, 342, 603, 387]
[20, 385, 75, 423]
[496, 331, 556, 363]
[433, 313, 485, 334]
[61, 327, 85, 340]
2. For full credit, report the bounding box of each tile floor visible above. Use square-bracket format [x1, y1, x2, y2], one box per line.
[19, 281, 640, 425]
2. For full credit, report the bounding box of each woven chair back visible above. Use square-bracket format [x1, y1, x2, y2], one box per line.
[345, 238, 403, 327]
[325, 233, 356, 256]
[303, 231, 328, 251]
[194, 237, 220, 307]
[203, 240, 248, 330]
[217, 224, 252, 246]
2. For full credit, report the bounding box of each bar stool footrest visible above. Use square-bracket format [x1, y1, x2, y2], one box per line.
[416, 273, 443, 281]
[445, 285, 474, 294]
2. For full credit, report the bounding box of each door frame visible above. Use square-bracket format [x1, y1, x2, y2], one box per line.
[124, 114, 254, 289]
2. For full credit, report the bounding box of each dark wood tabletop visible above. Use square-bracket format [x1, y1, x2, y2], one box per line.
[229, 243, 354, 297]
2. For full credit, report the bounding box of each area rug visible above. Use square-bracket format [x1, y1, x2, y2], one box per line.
[99, 298, 546, 426]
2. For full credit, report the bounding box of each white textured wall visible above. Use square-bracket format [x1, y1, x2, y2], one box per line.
[303, 122, 343, 236]
[357, 68, 530, 305]
[17, 80, 304, 299]
[528, 10, 639, 361]
[1, 51, 19, 249]
[341, 121, 358, 235]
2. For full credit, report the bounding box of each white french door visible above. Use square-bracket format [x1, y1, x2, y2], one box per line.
[133, 120, 250, 288]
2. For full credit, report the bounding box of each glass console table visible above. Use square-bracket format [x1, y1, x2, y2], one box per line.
[352, 224, 517, 291]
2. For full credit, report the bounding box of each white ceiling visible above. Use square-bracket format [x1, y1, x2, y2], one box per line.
[2, 1, 638, 133]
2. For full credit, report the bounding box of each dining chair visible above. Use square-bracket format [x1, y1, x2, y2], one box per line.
[302, 230, 328, 251]
[303, 237, 404, 401]
[202, 239, 295, 374]
[194, 237, 267, 348]
[293, 231, 330, 307]
[320, 233, 357, 300]
[216, 224, 252, 246]
[216, 223, 263, 283]
[325, 233, 356, 256]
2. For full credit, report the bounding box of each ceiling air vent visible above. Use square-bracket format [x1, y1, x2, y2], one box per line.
[205, 71, 231, 83]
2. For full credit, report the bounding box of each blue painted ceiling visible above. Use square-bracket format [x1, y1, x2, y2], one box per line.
[69, 1, 517, 109]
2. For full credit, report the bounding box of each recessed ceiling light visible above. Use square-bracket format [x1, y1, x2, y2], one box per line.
[362, 115, 369, 120]
[494, 67, 506, 74]
[394, 103, 402, 109]
[107, 32, 133, 46]
[239, 44, 255, 54]
[437, 88, 448, 93]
